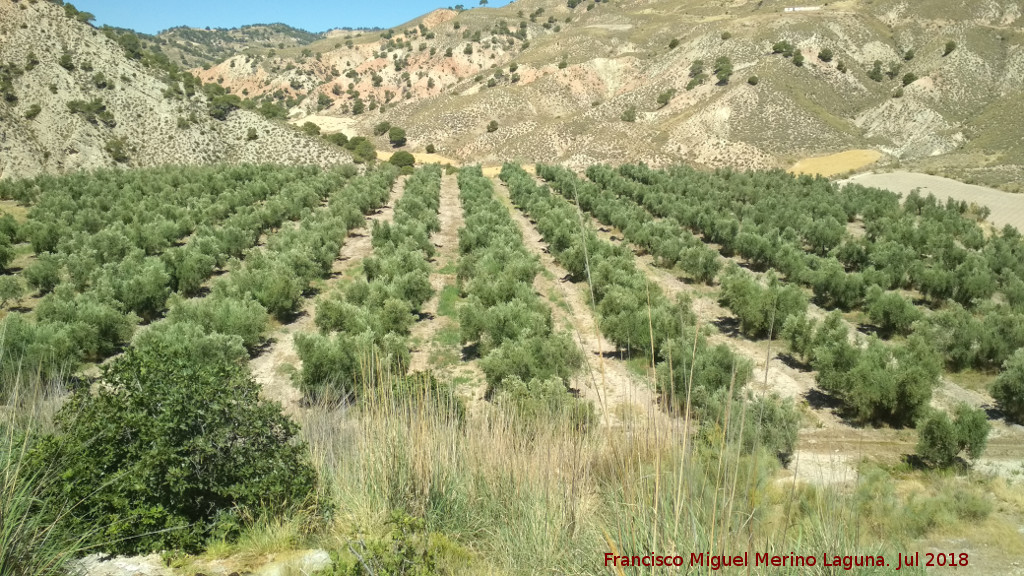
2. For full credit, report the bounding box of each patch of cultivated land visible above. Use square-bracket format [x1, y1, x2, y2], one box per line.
[557, 172, 1024, 485]
[842, 171, 1024, 231]
[249, 176, 408, 415]
[790, 149, 884, 177]
[491, 177, 664, 427]
[407, 174, 486, 400]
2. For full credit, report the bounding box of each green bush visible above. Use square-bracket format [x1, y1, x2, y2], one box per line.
[991, 349, 1024, 424]
[719, 268, 807, 339]
[865, 284, 921, 337]
[493, 376, 595, 432]
[166, 293, 269, 350]
[388, 126, 407, 147]
[24, 103, 41, 120]
[943, 40, 957, 56]
[301, 121, 321, 136]
[27, 348, 317, 554]
[390, 150, 415, 168]
[0, 275, 24, 307]
[747, 75, 759, 86]
[487, 120, 498, 132]
[132, 320, 248, 368]
[916, 404, 989, 468]
[818, 48, 834, 62]
[374, 121, 392, 136]
[714, 56, 733, 84]
[620, 106, 637, 122]
[24, 253, 62, 295]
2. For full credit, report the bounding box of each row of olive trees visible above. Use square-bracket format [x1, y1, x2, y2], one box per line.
[455, 166, 583, 399]
[501, 164, 798, 460]
[161, 165, 398, 359]
[0, 166, 343, 388]
[543, 163, 722, 284]
[611, 163, 1024, 424]
[613, 163, 1023, 315]
[296, 165, 442, 401]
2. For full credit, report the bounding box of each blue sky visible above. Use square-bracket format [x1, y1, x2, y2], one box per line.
[72, 0, 515, 35]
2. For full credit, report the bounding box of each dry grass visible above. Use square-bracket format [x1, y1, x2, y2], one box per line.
[790, 149, 883, 177]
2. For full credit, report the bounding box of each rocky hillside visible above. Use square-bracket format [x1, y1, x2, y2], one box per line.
[0, 0, 351, 180]
[192, 0, 1024, 191]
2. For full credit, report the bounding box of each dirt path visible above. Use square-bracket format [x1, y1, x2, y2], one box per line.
[840, 171, 1024, 233]
[492, 178, 664, 427]
[249, 176, 408, 416]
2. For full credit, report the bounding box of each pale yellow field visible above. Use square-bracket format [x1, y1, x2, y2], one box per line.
[376, 150, 461, 166]
[789, 149, 883, 177]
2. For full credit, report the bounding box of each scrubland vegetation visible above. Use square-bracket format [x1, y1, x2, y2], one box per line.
[1, 159, 1022, 574]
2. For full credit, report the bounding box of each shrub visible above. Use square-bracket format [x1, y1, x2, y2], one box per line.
[24, 253, 62, 295]
[718, 269, 808, 339]
[28, 348, 317, 554]
[668, 38, 679, 49]
[104, 136, 131, 163]
[58, 52, 74, 71]
[493, 376, 595, 432]
[389, 150, 415, 168]
[133, 320, 248, 367]
[902, 72, 918, 86]
[24, 103, 41, 120]
[792, 49, 804, 66]
[301, 121, 321, 136]
[714, 56, 733, 84]
[425, 143, 436, 154]
[818, 48, 834, 62]
[720, 31, 732, 40]
[346, 136, 376, 164]
[868, 60, 883, 82]
[166, 294, 269, 350]
[487, 120, 499, 132]
[904, 48, 915, 61]
[916, 404, 990, 468]
[772, 40, 794, 57]
[991, 349, 1024, 424]
[747, 75, 759, 85]
[325, 132, 348, 147]
[943, 40, 957, 56]
[865, 284, 921, 337]
[388, 126, 407, 147]
[620, 106, 637, 122]
[245, 127, 258, 141]
[0, 275, 24, 307]
[656, 89, 676, 107]
[374, 121, 392, 136]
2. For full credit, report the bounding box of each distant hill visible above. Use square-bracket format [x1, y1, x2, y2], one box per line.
[0, 1, 350, 180]
[189, 0, 1024, 191]
[153, 24, 323, 69]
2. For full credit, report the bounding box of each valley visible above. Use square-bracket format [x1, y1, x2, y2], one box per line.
[2, 0, 1024, 575]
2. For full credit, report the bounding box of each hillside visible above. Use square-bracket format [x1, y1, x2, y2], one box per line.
[190, 0, 1024, 191]
[0, 0, 351, 180]
[152, 23, 324, 68]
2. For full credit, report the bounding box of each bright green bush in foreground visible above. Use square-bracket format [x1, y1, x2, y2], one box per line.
[27, 348, 316, 554]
